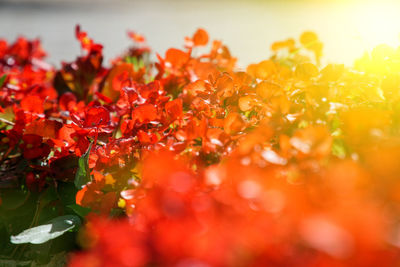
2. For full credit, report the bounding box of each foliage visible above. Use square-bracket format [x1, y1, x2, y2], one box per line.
[1, 27, 400, 266]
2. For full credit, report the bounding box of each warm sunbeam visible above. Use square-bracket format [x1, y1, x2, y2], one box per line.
[351, 3, 400, 51]
[3, 1, 400, 266]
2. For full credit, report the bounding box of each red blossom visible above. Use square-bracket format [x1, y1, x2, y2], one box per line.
[1, 28, 400, 267]
[25, 172, 46, 192]
[83, 106, 110, 128]
[20, 134, 50, 159]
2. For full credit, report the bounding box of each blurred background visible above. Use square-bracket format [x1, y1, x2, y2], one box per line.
[1, 0, 400, 68]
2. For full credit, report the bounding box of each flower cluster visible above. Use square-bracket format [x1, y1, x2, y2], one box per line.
[1, 27, 400, 266]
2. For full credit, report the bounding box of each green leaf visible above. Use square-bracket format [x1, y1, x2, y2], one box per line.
[0, 74, 6, 88]
[57, 182, 77, 206]
[0, 106, 15, 125]
[0, 258, 32, 266]
[39, 187, 58, 209]
[109, 208, 124, 218]
[74, 143, 92, 189]
[41, 252, 68, 267]
[332, 138, 347, 159]
[66, 204, 91, 218]
[0, 189, 30, 211]
[10, 215, 81, 245]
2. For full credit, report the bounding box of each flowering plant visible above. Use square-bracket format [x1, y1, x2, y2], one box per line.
[1, 27, 400, 266]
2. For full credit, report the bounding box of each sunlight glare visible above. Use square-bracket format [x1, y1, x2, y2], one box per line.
[351, 3, 400, 54]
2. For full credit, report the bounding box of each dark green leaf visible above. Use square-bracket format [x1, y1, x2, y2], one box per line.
[0, 258, 32, 266]
[57, 182, 77, 206]
[38, 187, 58, 209]
[41, 252, 68, 267]
[66, 204, 91, 218]
[0, 74, 6, 88]
[0, 189, 31, 211]
[74, 143, 92, 189]
[109, 208, 124, 218]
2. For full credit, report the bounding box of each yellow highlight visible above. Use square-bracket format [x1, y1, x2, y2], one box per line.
[105, 174, 116, 185]
[117, 198, 126, 209]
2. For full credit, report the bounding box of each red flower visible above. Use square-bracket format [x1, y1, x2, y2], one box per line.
[75, 25, 103, 53]
[165, 48, 190, 70]
[20, 134, 50, 159]
[192, 28, 209, 46]
[83, 106, 110, 128]
[59, 92, 78, 111]
[58, 124, 90, 157]
[127, 31, 146, 43]
[68, 217, 148, 267]
[25, 172, 45, 192]
[131, 104, 158, 124]
[165, 98, 183, 121]
[20, 95, 44, 114]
